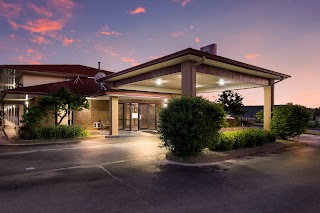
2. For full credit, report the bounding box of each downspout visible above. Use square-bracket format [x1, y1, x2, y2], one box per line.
[193, 56, 206, 68]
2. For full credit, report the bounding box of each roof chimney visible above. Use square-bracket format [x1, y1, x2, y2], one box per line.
[200, 43, 217, 55]
[98, 62, 101, 71]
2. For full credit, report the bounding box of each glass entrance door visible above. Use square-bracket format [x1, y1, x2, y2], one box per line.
[139, 104, 156, 130]
[119, 103, 157, 131]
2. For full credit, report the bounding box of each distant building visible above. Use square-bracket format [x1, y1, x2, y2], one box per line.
[242, 106, 263, 119]
[314, 108, 320, 121]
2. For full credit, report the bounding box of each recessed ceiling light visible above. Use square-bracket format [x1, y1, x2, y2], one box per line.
[219, 79, 225, 86]
[156, 78, 163, 85]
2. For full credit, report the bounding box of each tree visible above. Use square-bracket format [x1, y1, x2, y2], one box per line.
[255, 109, 264, 123]
[158, 96, 225, 156]
[271, 103, 310, 139]
[38, 87, 89, 125]
[217, 90, 245, 116]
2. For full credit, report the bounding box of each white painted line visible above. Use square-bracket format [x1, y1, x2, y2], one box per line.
[26, 167, 35, 171]
[0, 144, 111, 156]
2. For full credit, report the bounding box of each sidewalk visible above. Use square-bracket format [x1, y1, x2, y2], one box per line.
[291, 134, 320, 147]
[3, 119, 18, 139]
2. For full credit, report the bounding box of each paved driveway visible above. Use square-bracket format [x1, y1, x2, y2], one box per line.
[1, 132, 320, 212]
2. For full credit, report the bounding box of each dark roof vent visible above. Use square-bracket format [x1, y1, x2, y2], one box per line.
[200, 43, 217, 55]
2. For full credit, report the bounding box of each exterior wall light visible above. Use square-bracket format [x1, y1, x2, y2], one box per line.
[163, 98, 168, 108]
[219, 79, 225, 86]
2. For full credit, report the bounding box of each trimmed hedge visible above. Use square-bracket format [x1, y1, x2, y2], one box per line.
[212, 129, 277, 151]
[158, 96, 225, 157]
[18, 125, 88, 140]
[271, 104, 311, 139]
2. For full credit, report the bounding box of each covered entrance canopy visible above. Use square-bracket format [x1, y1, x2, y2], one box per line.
[97, 47, 290, 135]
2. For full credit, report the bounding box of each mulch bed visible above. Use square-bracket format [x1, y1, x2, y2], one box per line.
[166, 140, 303, 164]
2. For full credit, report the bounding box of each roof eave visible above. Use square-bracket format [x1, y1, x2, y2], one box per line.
[99, 48, 290, 82]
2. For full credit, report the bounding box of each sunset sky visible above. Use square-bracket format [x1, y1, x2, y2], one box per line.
[0, 0, 319, 107]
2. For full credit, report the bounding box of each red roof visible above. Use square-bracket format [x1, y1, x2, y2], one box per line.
[2, 77, 104, 96]
[0, 64, 113, 77]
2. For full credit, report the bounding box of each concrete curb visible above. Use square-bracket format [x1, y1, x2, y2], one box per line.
[166, 142, 303, 167]
[0, 135, 106, 146]
[2, 129, 9, 141]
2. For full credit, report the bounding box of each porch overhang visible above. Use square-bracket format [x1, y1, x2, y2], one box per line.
[99, 48, 290, 94]
[98, 48, 290, 134]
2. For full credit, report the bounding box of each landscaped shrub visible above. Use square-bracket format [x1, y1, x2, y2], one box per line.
[307, 120, 320, 129]
[271, 104, 310, 139]
[17, 125, 40, 140]
[255, 109, 264, 123]
[38, 125, 88, 139]
[158, 96, 225, 157]
[242, 119, 255, 127]
[213, 129, 276, 151]
[18, 125, 88, 140]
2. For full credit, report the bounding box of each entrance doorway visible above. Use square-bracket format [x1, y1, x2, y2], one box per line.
[118, 103, 157, 131]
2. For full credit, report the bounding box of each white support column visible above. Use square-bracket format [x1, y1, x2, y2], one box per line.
[264, 80, 274, 130]
[109, 96, 119, 135]
[181, 61, 196, 97]
[1, 102, 4, 128]
[19, 105, 24, 126]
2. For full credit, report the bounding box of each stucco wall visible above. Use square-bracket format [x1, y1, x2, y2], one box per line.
[20, 74, 68, 87]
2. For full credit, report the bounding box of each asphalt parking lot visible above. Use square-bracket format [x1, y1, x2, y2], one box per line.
[1, 132, 320, 213]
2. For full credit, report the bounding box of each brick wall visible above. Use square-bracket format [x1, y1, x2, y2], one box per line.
[73, 100, 109, 130]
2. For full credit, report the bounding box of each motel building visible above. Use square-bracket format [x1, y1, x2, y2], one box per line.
[0, 44, 290, 136]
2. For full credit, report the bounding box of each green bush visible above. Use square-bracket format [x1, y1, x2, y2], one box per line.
[255, 110, 264, 123]
[18, 125, 88, 140]
[213, 129, 276, 151]
[271, 104, 310, 139]
[17, 125, 40, 140]
[307, 120, 320, 128]
[38, 125, 88, 139]
[158, 96, 225, 156]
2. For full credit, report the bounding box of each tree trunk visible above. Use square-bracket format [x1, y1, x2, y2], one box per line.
[58, 109, 68, 125]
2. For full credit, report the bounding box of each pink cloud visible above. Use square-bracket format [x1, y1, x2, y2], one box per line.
[0, 0, 21, 19]
[95, 44, 112, 54]
[171, 31, 184, 38]
[121, 57, 140, 66]
[110, 53, 118, 56]
[245, 54, 260, 59]
[21, 19, 64, 34]
[129, 7, 146, 15]
[17, 48, 44, 64]
[99, 31, 122, 36]
[174, 0, 192, 7]
[28, 3, 53, 17]
[31, 36, 51, 45]
[63, 38, 73, 46]
[26, 48, 34, 53]
[3, 0, 76, 37]
[49, 0, 76, 18]
[194, 38, 201, 43]
[7, 19, 19, 30]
